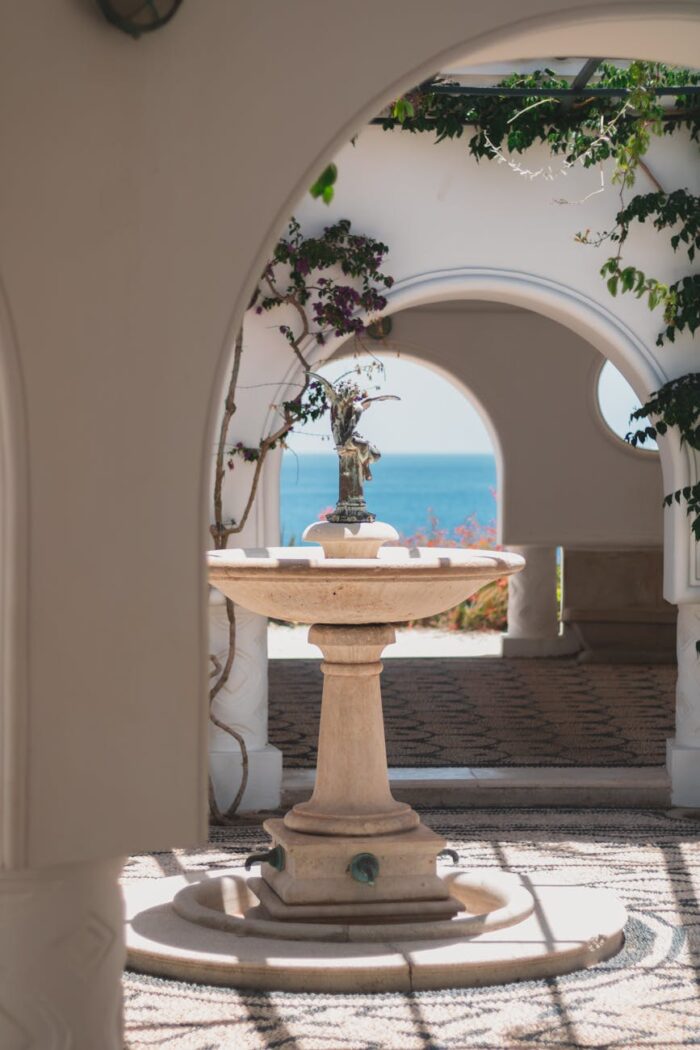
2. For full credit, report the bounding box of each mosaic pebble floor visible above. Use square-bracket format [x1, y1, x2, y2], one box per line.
[124, 807, 700, 1049]
[269, 658, 676, 768]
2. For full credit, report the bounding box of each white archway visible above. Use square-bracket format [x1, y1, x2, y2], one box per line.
[262, 266, 687, 590]
[202, 6, 700, 831]
[206, 2, 700, 470]
[281, 343, 506, 530]
[231, 270, 678, 769]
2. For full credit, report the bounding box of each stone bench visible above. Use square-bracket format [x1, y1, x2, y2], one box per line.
[562, 548, 676, 664]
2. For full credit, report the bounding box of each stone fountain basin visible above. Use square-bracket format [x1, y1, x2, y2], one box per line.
[207, 546, 524, 624]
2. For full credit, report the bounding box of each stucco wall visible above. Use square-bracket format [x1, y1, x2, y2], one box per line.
[238, 113, 694, 552]
[370, 305, 663, 548]
[0, 3, 698, 870]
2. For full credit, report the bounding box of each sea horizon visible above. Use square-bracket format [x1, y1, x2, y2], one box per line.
[280, 450, 498, 544]
[286, 449, 482, 455]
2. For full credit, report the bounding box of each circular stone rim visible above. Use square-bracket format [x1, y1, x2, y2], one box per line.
[171, 870, 535, 943]
[207, 546, 525, 580]
[125, 875, 627, 993]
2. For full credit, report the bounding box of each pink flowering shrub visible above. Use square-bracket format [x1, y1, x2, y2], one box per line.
[400, 513, 507, 632]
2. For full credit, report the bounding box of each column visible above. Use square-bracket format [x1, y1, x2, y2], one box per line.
[503, 545, 574, 657]
[208, 591, 282, 812]
[0, 856, 125, 1050]
[667, 603, 700, 805]
[284, 624, 418, 835]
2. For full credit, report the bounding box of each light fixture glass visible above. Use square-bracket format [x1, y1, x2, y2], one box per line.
[96, 0, 183, 39]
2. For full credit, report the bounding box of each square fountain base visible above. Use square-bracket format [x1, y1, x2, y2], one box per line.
[260, 819, 459, 919]
[248, 877, 462, 924]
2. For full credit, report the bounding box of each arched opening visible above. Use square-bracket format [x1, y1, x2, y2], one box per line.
[274, 347, 503, 658]
[204, 27, 700, 832]
[185, 22, 700, 1024]
[262, 271, 677, 550]
[257, 291, 675, 784]
[280, 350, 502, 545]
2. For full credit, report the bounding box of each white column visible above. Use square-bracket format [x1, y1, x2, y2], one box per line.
[667, 604, 700, 805]
[503, 545, 575, 657]
[0, 856, 124, 1050]
[208, 592, 282, 812]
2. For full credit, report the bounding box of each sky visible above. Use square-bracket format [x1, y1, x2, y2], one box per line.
[283, 353, 648, 455]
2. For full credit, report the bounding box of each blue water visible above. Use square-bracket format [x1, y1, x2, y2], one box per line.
[280, 452, 497, 544]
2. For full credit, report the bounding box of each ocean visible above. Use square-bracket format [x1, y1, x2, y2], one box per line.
[280, 452, 497, 544]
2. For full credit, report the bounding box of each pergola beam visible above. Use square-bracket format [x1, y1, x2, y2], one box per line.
[399, 84, 700, 98]
[560, 57, 602, 110]
[370, 63, 700, 125]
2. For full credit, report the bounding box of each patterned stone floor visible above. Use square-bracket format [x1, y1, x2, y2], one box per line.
[123, 807, 700, 1049]
[268, 658, 676, 767]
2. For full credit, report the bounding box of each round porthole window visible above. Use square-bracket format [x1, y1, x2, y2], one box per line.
[596, 360, 657, 451]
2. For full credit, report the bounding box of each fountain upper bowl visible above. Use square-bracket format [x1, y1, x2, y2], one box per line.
[207, 545, 524, 624]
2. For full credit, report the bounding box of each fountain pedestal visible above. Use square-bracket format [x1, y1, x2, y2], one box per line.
[284, 624, 417, 837]
[259, 623, 460, 920]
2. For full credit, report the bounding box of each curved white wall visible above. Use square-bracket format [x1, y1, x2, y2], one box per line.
[0, 0, 697, 865]
[239, 118, 698, 592]
[381, 304, 663, 548]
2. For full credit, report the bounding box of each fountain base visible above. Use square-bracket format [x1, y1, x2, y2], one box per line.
[260, 819, 455, 917]
[124, 869, 626, 991]
[247, 876, 462, 923]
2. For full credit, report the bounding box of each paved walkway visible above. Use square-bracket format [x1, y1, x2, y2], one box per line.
[269, 623, 501, 658]
[268, 638, 676, 768]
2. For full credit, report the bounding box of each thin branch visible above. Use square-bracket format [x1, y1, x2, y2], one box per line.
[264, 274, 312, 371]
[208, 599, 250, 823]
[210, 598, 237, 701]
[206, 223, 392, 822]
[638, 157, 665, 193]
[507, 97, 552, 124]
[212, 329, 244, 549]
[215, 348, 314, 545]
[206, 303, 311, 821]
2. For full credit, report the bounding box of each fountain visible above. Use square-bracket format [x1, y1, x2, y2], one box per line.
[124, 377, 626, 991]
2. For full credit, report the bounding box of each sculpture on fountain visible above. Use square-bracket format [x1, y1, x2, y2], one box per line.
[307, 371, 398, 523]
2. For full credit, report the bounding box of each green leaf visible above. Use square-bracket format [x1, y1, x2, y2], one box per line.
[309, 163, 338, 205]
[392, 98, 415, 124]
[621, 267, 636, 292]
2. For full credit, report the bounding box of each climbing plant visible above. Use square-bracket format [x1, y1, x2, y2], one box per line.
[380, 62, 700, 534]
[208, 217, 393, 823]
[381, 62, 700, 347]
[596, 189, 700, 346]
[626, 372, 700, 539]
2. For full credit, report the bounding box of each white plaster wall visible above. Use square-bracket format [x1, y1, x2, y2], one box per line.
[293, 126, 699, 392]
[245, 120, 699, 592]
[0, 3, 697, 875]
[384, 306, 664, 548]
